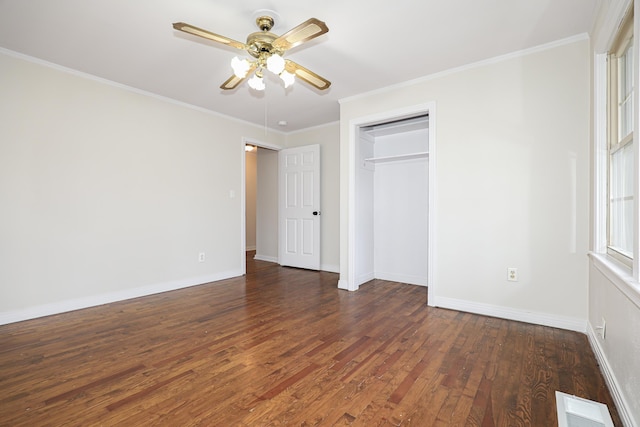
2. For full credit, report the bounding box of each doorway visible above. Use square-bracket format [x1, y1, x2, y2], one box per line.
[245, 145, 258, 253]
[242, 138, 281, 275]
[242, 140, 323, 273]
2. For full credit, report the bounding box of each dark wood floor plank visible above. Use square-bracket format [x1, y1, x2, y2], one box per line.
[256, 362, 321, 401]
[0, 252, 623, 426]
[44, 363, 146, 405]
[530, 324, 558, 426]
[105, 369, 194, 411]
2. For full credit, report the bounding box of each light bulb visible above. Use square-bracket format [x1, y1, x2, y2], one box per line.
[231, 56, 250, 78]
[280, 70, 295, 88]
[266, 54, 285, 74]
[248, 74, 265, 91]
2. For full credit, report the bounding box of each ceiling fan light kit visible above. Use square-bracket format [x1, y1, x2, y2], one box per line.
[231, 56, 250, 78]
[248, 73, 266, 91]
[266, 53, 285, 74]
[280, 70, 295, 88]
[172, 12, 331, 92]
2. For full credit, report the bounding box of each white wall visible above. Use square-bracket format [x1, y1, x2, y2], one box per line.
[286, 122, 340, 272]
[340, 37, 591, 330]
[0, 51, 285, 323]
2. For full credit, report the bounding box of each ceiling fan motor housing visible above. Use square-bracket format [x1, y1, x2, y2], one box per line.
[246, 32, 278, 58]
[247, 16, 280, 59]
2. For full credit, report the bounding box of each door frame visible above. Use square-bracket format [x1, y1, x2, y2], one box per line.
[340, 102, 437, 306]
[240, 136, 284, 275]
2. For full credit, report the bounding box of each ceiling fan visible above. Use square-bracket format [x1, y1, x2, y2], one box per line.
[172, 12, 331, 91]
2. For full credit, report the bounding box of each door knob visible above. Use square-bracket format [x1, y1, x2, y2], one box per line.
[313, 211, 320, 216]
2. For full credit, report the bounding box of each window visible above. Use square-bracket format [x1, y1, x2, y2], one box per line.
[608, 9, 634, 263]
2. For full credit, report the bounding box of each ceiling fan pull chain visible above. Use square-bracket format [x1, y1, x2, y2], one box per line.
[264, 87, 268, 137]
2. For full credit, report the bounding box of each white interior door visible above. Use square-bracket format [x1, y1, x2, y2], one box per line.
[278, 145, 321, 270]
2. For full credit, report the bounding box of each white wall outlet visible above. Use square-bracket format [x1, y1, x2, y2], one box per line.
[198, 252, 205, 263]
[507, 267, 518, 282]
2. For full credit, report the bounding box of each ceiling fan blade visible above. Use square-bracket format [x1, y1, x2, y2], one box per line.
[285, 60, 331, 90]
[173, 22, 247, 50]
[273, 18, 328, 51]
[220, 63, 257, 90]
[220, 75, 244, 90]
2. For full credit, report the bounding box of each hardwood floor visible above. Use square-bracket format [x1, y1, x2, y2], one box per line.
[0, 253, 621, 426]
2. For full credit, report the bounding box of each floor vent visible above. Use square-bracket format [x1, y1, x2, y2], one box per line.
[556, 391, 614, 427]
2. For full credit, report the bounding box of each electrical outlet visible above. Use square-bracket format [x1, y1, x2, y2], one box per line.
[507, 267, 518, 282]
[198, 252, 205, 263]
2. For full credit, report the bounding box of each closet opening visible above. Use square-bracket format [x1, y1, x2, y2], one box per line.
[353, 112, 430, 295]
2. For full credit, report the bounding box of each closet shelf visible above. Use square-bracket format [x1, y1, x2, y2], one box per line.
[364, 152, 429, 164]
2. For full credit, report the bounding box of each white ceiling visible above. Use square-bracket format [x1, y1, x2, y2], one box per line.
[0, 0, 600, 132]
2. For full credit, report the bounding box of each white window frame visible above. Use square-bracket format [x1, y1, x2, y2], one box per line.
[607, 11, 635, 266]
[592, 2, 640, 309]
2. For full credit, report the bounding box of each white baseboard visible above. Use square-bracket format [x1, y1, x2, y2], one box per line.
[253, 253, 278, 263]
[374, 271, 427, 286]
[357, 272, 375, 287]
[338, 278, 355, 291]
[320, 263, 339, 273]
[0, 269, 243, 326]
[586, 323, 636, 427]
[353, 271, 427, 287]
[433, 296, 587, 332]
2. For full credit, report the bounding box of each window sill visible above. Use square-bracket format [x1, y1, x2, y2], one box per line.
[589, 252, 640, 310]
